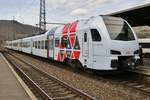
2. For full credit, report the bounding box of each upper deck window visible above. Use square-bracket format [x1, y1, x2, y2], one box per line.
[103, 16, 135, 41]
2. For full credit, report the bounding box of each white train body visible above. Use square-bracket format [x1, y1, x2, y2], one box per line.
[5, 16, 140, 70]
[21, 37, 32, 54]
[32, 34, 47, 58]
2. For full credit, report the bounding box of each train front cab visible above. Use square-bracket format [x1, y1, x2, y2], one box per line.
[80, 16, 140, 70]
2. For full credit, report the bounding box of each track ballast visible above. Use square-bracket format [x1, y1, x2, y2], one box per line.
[3, 52, 96, 100]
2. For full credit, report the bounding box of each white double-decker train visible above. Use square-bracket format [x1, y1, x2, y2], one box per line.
[5, 15, 140, 70]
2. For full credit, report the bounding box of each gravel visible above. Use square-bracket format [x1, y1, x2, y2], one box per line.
[12, 51, 150, 100]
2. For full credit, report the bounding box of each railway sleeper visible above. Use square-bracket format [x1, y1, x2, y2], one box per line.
[36, 80, 55, 84]
[50, 91, 75, 97]
[52, 94, 78, 100]
[133, 84, 145, 88]
[47, 88, 70, 93]
[48, 89, 72, 94]
[50, 85, 63, 89]
[142, 88, 150, 92]
[127, 82, 139, 86]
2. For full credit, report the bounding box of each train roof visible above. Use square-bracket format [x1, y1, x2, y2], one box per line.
[45, 27, 58, 35]
[8, 15, 126, 42]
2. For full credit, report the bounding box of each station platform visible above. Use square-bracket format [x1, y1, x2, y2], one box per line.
[0, 53, 36, 100]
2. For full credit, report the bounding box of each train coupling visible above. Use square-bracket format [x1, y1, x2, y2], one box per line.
[117, 56, 139, 70]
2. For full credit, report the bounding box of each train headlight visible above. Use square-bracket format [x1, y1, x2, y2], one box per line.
[134, 50, 139, 54]
[110, 50, 121, 55]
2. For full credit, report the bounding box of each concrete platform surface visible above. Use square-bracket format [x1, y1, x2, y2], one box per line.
[0, 53, 32, 100]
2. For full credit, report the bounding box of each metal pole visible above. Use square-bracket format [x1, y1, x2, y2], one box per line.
[39, 0, 46, 33]
[12, 16, 15, 40]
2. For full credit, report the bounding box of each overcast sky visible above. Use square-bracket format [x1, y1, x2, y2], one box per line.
[0, 0, 149, 27]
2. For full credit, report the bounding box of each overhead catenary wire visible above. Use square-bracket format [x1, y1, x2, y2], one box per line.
[15, 0, 103, 29]
[15, 0, 97, 26]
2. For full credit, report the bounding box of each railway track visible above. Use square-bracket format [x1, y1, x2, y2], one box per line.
[101, 72, 150, 96]
[3, 52, 96, 100]
[13, 51, 150, 97]
[4, 50, 150, 99]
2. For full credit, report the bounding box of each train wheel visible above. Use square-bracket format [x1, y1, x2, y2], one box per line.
[72, 60, 84, 71]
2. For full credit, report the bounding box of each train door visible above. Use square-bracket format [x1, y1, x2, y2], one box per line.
[90, 28, 106, 69]
[82, 30, 93, 69]
[54, 37, 60, 60]
[48, 34, 54, 59]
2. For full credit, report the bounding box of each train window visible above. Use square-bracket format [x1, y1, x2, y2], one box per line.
[25, 42, 26, 47]
[40, 41, 42, 49]
[24, 42, 25, 47]
[37, 41, 38, 48]
[20, 43, 21, 47]
[49, 39, 53, 50]
[23, 42, 24, 47]
[34, 42, 35, 48]
[35, 42, 36, 48]
[55, 38, 59, 47]
[35, 41, 37, 48]
[38, 41, 40, 49]
[22, 42, 24, 47]
[27, 42, 30, 48]
[26, 42, 28, 47]
[26, 42, 27, 47]
[84, 33, 87, 42]
[61, 37, 68, 48]
[33, 42, 34, 47]
[45, 40, 48, 49]
[25, 42, 28, 48]
[67, 38, 71, 49]
[103, 16, 135, 41]
[41, 41, 44, 49]
[74, 36, 80, 49]
[90, 29, 101, 41]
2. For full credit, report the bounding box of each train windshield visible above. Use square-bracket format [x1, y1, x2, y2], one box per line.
[103, 16, 135, 41]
